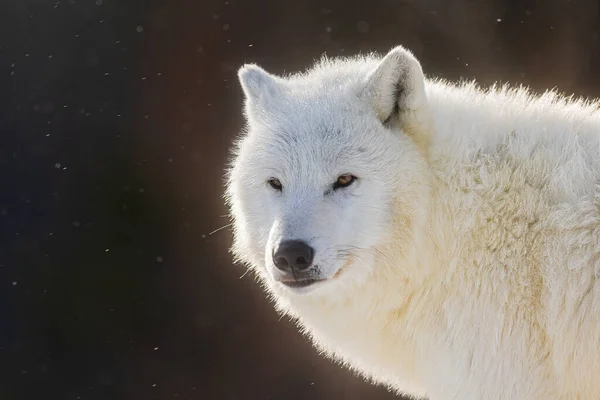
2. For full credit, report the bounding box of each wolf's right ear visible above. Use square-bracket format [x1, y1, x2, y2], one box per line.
[361, 46, 433, 156]
[238, 64, 283, 112]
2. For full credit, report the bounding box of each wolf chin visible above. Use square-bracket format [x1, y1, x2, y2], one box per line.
[224, 45, 600, 399]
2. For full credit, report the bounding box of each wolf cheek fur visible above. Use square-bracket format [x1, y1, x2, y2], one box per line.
[225, 45, 600, 399]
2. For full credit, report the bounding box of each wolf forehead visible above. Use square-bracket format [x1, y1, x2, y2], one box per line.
[244, 102, 379, 169]
[235, 59, 398, 176]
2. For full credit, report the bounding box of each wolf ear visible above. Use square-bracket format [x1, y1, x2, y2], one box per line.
[238, 64, 283, 111]
[361, 46, 433, 156]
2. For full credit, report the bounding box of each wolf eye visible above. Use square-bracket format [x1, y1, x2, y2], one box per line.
[267, 177, 283, 191]
[333, 174, 357, 190]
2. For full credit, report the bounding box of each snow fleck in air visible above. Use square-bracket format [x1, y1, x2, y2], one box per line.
[497, 18, 502, 22]
[95, 0, 102, 5]
[25, 53, 30, 57]
[154, 347, 159, 351]
[248, 44, 253, 47]
[54, 163, 61, 168]
[157, 72, 162, 76]
[12, 281, 17, 286]
[156, 256, 163, 263]
[48, 54, 53, 59]
[105, 248, 110, 252]
[152, 384, 157, 388]
[104, 72, 110, 76]
[136, 25, 144, 33]
[326, 26, 332, 33]
[222, 23, 230, 31]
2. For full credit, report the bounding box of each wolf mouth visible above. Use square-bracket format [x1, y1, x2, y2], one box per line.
[279, 278, 323, 288]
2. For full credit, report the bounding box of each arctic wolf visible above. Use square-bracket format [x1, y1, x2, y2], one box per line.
[225, 45, 600, 399]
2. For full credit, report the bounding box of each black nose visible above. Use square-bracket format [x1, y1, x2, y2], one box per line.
[272, 240, 315, 272]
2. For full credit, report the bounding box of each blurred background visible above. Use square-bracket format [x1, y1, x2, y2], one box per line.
[1, 0, 599, 399]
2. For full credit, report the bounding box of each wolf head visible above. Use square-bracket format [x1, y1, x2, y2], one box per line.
[225, 46, 432, 299]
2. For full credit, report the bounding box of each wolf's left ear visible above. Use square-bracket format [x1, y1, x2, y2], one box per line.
[361, 46, 433, 156]
[238, 64, 283, 112]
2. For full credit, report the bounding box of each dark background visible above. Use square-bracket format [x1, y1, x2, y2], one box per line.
[1, 0, 599, 399]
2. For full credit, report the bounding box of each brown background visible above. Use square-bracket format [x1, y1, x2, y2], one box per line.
[1, 0, 599, 399]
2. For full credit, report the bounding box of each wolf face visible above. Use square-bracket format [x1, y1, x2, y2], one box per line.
[226, 46, 432, 298]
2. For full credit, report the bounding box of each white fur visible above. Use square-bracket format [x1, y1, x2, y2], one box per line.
[225, 45, 600, 399]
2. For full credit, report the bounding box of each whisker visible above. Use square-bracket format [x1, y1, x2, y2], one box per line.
[333, 244, 397, 266]
[239, 267, 251, 280]
[208, 223, 233, 236]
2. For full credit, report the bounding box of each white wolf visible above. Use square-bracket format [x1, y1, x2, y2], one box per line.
[224, 45, 600, 399]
